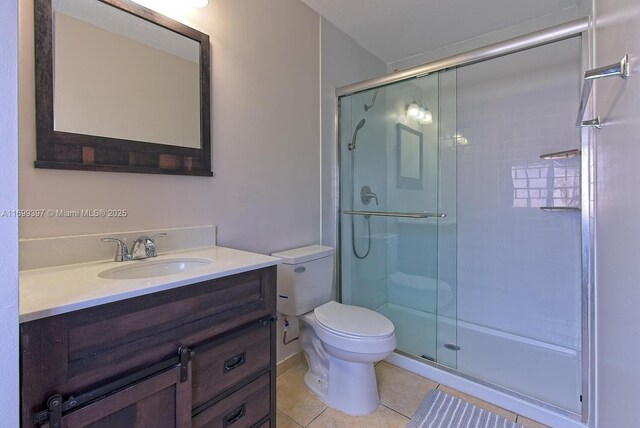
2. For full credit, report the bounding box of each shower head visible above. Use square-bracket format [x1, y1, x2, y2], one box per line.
[348, 119, 366, 151]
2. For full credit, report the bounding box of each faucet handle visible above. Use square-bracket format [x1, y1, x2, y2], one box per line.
[360, 186, 379, 206]
[150, 233, 167, 241]
[131, 233, 167, 259]
[146, 233, 167, 257]
[101, 237, 130, 262]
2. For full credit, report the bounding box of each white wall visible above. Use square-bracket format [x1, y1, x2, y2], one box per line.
[19, 0, 320, 256]
[0, 0, 19, 425]
[455, 39, 583, 351]
[320, 18, 386, 248]
[18, 0, 391, 371]
[454, 38, 583, 413]
[274, 18, 386, 363]
[593, 0, 640, 425]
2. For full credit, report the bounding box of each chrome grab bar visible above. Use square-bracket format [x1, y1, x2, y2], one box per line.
[576, 55, 629, 128]
[343, 210, 446, 219]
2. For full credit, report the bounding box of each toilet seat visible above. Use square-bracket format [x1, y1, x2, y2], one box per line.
[314, 301, 395, 339]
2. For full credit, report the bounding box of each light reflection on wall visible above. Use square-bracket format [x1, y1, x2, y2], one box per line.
[130, 0, 202, 22]
[512, 160, 580, 208]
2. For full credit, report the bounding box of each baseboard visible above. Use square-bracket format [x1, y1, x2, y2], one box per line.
[277, 352, 303, 377]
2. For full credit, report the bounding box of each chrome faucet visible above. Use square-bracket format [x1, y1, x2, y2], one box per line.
[102, 233, 167, 262]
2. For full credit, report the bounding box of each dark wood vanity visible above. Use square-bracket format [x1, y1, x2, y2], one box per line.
[20, 267, 277, 428]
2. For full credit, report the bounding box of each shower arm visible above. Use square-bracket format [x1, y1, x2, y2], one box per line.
[363, 88, 379, 111]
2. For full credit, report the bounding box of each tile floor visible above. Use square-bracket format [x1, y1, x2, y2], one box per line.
[276, 360, 549, 428]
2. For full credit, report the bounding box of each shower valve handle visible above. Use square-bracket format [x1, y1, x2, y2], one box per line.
[361, 186, 379, 206]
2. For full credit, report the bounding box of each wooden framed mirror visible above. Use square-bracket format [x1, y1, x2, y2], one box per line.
[34, 0, 212, 176]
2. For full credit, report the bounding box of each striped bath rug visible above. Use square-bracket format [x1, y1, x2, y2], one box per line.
[407, 389, 525, 428]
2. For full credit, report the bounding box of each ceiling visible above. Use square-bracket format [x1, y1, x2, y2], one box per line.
[300, 0, 582, 64]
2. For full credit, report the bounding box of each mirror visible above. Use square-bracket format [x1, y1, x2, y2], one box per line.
[35, 0, 212, 176]
[397, 123, 423, 189]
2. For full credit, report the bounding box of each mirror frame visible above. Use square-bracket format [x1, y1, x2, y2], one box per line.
[34, 0, 212, 176]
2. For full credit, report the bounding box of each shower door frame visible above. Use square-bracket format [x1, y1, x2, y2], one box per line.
[333, 17, 594, 423]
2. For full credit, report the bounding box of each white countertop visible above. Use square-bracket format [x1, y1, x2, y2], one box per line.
[20, 246, 281, 323]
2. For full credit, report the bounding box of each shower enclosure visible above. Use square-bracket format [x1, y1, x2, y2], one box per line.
[337, 22, 588, 418]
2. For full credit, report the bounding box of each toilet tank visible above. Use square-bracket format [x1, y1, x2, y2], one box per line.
[271, 245, 334, 316]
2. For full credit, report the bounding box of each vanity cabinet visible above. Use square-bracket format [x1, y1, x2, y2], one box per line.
[20, 267, 277, 428]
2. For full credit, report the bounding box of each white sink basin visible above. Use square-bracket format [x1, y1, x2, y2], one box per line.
[99, 258, 211, 280]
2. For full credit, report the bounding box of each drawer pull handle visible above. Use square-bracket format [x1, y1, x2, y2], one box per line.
[224, 352, 246, 372]
[223, 403, 246, 427]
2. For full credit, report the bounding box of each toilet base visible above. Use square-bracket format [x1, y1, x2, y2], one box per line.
[297, 308, 395, 416]
[304, 342, 380, 416]
[307, 354, 380, 416]
[303, 354, 380, 416]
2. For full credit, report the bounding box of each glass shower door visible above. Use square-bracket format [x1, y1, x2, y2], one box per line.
[339, 73, 456, 364]
[338, 35, 583, 415]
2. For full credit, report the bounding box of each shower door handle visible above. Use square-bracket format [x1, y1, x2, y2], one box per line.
[343, 210, 446, 219]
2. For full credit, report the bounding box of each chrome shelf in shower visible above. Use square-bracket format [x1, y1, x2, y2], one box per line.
[540, 149, 581, 159]
[343, 210, 446, 219]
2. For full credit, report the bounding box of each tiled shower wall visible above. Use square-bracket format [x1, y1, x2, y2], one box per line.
[455, 37, 583, 350]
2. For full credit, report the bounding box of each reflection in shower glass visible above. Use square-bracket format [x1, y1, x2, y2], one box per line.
[340, 73, 454, 366]
[511, 160, 580, 208]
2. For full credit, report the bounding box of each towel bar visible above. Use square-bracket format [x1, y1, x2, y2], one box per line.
[343, 210, 446, 219]
[576, 55, 629, 128]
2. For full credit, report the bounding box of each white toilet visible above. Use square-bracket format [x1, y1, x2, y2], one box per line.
[272, 245, 396, 416]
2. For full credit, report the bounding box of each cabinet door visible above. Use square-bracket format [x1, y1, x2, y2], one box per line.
[55, 364, 191, 428]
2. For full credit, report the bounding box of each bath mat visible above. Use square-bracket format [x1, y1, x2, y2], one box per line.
[407, 389, 525, 428]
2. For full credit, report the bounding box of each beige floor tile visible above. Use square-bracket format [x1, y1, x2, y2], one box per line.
[375, 361, 438, 418]
[307, 405, 409, 428]
[277, 410, 304, 428]
[516, 415, 550, 428]
[437, 385, 517, 421]
[277, 363, 327, 426]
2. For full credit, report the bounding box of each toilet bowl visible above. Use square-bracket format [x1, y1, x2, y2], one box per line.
[298, 301, 396, 415]
[272, 245, 397, 416]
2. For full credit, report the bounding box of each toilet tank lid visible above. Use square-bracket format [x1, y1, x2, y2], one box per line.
[271, 245, 334, 264]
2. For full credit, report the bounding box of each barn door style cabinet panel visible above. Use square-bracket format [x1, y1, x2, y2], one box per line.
[21, 267, 277, 428]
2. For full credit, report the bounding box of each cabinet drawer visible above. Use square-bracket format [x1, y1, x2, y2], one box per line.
[192, 373, 270, 428]
[193, 322, 271, 409]
[67, 270, 270, 364]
